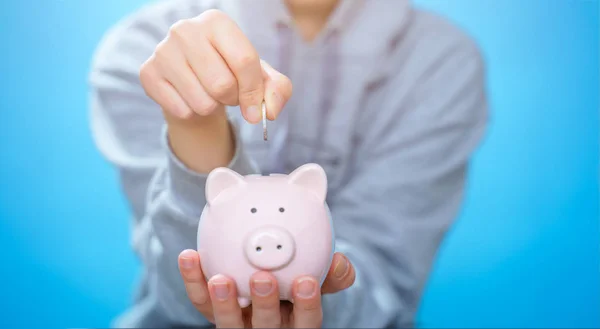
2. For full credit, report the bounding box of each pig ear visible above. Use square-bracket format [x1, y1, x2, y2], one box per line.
[287, 163, 328, 202]
[206, 167, 246, 205]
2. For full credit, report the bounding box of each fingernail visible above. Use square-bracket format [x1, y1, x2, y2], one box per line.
[334, 258, 349, 278]
[210, 276, 230, 301]
[180, 257, 194, 269]
[253, 279, 273, 296]
[296, 278, 316, 299]
[179, 250, 196, 269]
[246, 105, 261, 123]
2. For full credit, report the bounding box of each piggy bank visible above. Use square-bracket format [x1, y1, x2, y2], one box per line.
[197, 163, 335, 307]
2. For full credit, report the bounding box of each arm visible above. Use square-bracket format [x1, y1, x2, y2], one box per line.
[321, 41, 489, 328]
[89, 1, 261, 326]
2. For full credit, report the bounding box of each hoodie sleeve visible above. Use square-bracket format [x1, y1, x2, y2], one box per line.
[321, 37, 489, 328]
[89, 0, 260, 326]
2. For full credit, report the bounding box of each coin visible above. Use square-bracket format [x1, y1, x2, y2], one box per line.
[262, 101, 268, 141]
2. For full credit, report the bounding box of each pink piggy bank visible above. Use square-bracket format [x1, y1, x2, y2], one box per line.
[197, 163, 335, 307]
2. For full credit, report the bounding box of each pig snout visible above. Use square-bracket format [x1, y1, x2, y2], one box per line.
[244, 227, 296, 270]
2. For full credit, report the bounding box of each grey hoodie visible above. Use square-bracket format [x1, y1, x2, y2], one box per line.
[89, 0, 488, 327]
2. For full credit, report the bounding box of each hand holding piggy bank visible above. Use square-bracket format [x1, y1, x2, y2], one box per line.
[197, 163, 335, 308]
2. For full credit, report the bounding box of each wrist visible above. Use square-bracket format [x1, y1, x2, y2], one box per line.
[165, 106, 235, 174]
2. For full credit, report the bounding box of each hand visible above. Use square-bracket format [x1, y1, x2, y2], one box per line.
[139, 9, 292, 123]
[139, 9, 292, 173]
[178, 249, 356, 328]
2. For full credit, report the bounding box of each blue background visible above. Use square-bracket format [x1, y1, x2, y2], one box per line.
[0, 0, 598, 328]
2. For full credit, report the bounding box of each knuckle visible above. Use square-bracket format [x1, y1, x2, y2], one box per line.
[239, 86, 262, 103]
[153, 41, 171, 67]
[252, 316, 280, 328]
[209, 76, 237, 98]
[190, 298, 209, 310]
[138, 62, 163, 104]
[301, 299, 322, 312]
[252, 298, 280, 311]
[163, 98, 181, 114]
[169, 19, 193, 39]
[182, 272, 203, 283]
[212, 76, 237, 93]
[178, 85, 207, 112]
[233, 52, 260, 73]
[139, 59, 156, 86]
[198, 9, 229, 25]
[197, 98, 219, 115]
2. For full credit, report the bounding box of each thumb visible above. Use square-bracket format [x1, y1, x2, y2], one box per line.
[260, 60, 292, 121]
[321, 252, 356, 294]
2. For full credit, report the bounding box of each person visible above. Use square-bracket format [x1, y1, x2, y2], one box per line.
[89, 0, 488, 327]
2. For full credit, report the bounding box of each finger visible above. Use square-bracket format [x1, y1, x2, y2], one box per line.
[250, 271, 281, 328]
[261, 60, 292, 121]
[178, 250, 214, 321]
[140, 60, 193, 118]
[208, 274, 244, 328]
[279, 301, 293, 326]
[182, 32, 239, 106]
[321, 252, 356, 294]
[154, 39, 219, 116]
[291, 276, 323, 328]
[205, 12, 264, 123]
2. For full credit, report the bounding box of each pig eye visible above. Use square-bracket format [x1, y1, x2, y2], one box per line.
[279, 207, 285, 213]
[251, 208, 257, 213]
